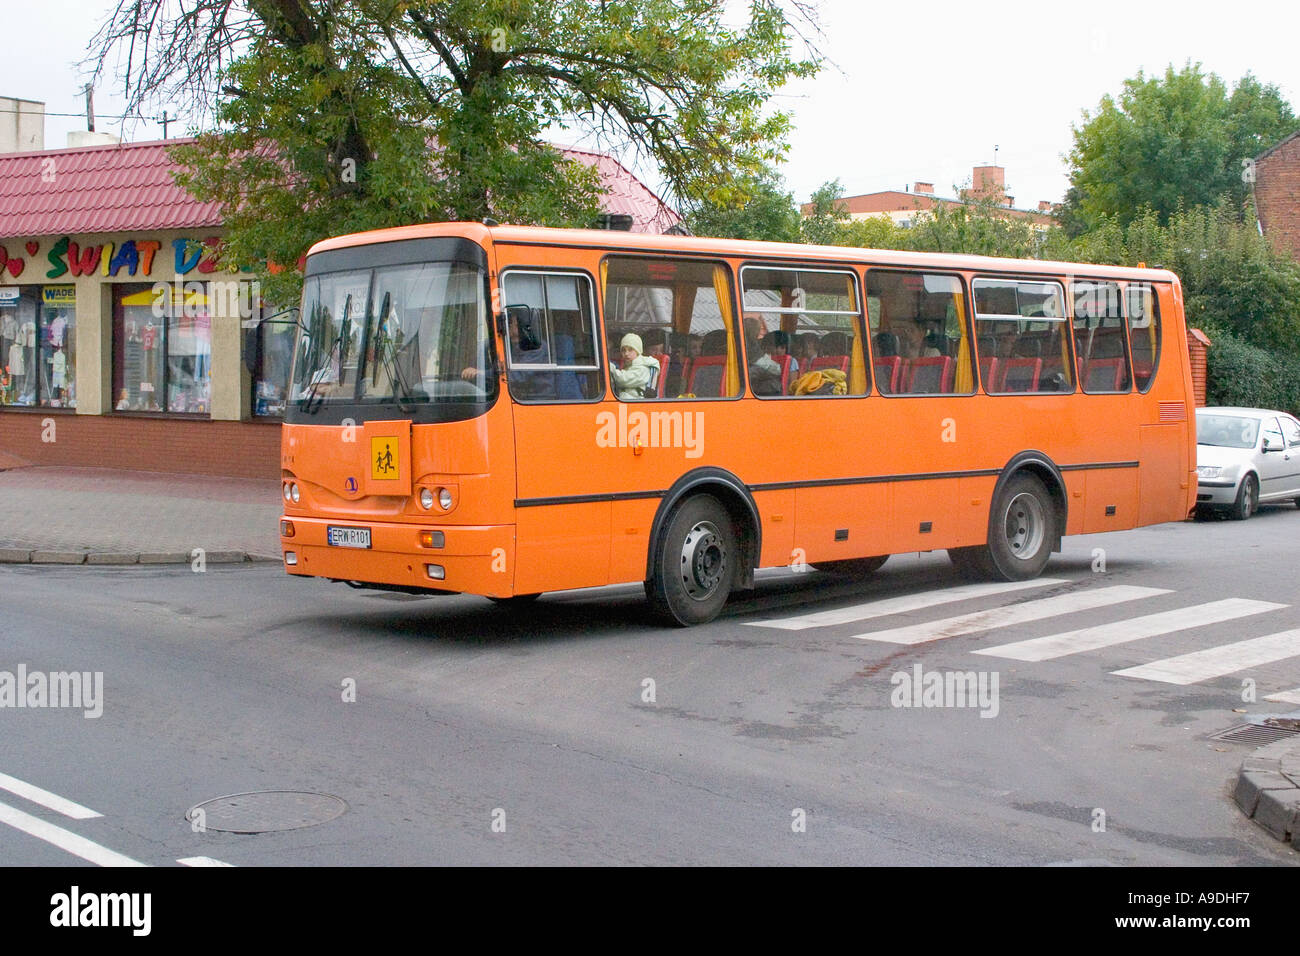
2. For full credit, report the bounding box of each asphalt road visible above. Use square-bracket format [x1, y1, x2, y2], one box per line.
[2, 507, 1299, 866]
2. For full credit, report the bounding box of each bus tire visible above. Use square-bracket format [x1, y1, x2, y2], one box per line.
[488, 593, 542, 607]
[947, 545, 996, 579]
[815, 555, 889, 576]
[647, 495, 737, 627]
[986, 472, 1057, 580]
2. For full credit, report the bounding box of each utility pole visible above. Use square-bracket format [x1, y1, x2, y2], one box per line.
[161, 110, 170, 139]
[84, 84, 95, 132]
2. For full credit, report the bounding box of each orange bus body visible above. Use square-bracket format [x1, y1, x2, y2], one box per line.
[280, 223, 1196, 621]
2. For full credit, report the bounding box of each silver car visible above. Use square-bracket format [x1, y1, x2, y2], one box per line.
[1195, 407, 1300, 519]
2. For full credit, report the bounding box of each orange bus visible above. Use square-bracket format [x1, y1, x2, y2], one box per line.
[278, 223, 1195, 625]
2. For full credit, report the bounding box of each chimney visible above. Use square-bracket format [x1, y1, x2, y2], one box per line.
[1038, 201, 1052, 212]
[66, 131, 121, 149]
[913, 182, 934, 195]
[0, 97, 45, 153]
[971, 164, 1006, 201]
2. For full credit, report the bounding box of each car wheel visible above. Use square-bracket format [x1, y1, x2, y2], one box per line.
[1230, 474, 1257, 521]
[814, 555, 889, 576]
[646, 495, 737, 626]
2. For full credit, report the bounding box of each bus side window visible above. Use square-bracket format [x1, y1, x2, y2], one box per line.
[1127, 283, 1160, 392]
[865, 271, 975, 396]
[973, 278, 1072, 394]
[1072, 281, 1131, 394]
[499, 271, 603, 403]
[603, 257, 742, 400]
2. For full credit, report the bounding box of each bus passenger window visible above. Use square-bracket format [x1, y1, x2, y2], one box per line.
[1127, 283, 1160, 392]
[863, 271, 975, 395]
[740, 266, 868, 397]
[499, 271, 603, 403]
[973, 278, 1073, 394]
[1072, 281, 1131, 393]
[603, 257, 742, 400]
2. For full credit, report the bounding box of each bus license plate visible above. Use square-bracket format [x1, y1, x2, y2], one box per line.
[327, 526, 372, 549]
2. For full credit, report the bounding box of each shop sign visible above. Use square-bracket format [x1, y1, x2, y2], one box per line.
[0, 286, 19, 305]
[42, 286, 76, 307]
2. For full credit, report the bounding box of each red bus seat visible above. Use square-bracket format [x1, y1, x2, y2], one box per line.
[904, 355, 954, 394]
[998, 357, 1042, 392]
[874, 356, 902, 394]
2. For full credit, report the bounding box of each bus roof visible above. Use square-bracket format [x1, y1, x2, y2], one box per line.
[307, 222, 1180, 285]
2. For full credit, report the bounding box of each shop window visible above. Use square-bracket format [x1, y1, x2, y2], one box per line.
[113, 284, 212, 414]
[0, 284, 77, 408]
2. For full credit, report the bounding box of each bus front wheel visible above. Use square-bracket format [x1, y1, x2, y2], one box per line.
[949, 473, 1057, 582]
[647, 495, 737, 627]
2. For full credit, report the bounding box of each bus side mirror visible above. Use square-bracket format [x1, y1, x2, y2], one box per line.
[503, 304, 543, 352]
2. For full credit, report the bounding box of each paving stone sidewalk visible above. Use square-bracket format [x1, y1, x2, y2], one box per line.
[1235, 733, 1300, 852]
[0, 465, 281, 564]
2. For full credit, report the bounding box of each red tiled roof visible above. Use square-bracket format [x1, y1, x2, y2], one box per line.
[0, 138, 223, 238]
[558, 146, 681, 233]
[0, 138, 680, 239]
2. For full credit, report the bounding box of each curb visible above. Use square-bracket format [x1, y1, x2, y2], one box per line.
[1234, 735, 1300, 850]
[0, 549, 280, 567]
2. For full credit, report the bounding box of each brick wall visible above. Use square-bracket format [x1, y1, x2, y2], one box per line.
[1188, 328, 1211, 406]
[1256, 133, 1300, 264]
[0, 413, 281, 478]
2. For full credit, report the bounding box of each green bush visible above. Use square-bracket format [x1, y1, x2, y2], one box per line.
[1204, 327, 1300, 415]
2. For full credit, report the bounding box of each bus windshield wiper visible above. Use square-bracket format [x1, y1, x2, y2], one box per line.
[369, 292, 416, 413]
[301, 294, 353, 414]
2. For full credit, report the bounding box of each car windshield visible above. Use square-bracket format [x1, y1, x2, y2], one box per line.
[289, 261, 492, 413]
[1197, 414, 1259, 449]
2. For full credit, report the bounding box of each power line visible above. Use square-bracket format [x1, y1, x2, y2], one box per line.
[0, 108, 173, 122]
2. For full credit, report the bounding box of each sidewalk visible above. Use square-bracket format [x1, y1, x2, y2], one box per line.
[0, 465, 281, 564]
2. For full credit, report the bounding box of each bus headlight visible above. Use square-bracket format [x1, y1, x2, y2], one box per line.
[282, 482, 293, 502]
[290, 482, 300, 503]
[438, 488, 453, 511]
[420, 488, 434, 510]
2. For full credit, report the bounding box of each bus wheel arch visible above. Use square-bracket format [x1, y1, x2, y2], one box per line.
[950, 452, 1067, 581]
[645, 469, 761, 622]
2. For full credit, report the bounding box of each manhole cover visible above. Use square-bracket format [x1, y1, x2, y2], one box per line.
[1209, 722, 1300, 746]
[185, 791, 348, 833]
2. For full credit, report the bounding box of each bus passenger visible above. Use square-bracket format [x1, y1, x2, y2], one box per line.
[610, 333, 660, 399]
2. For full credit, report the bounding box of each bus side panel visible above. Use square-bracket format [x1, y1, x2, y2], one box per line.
[609, 497, 660, 584]
[794, 484, 889, 565]
[515, 502, 612, 594]
[1082, 467, 1139, 533]
[891, 478, 961, 552]
[753, 489, 795, 569]
[1137, 282, 1196, 525]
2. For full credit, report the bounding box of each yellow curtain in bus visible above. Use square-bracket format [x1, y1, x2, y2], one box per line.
[952, 292, 973, 393]
[713, 266, 741, 396]
[847, 275, 868, 394]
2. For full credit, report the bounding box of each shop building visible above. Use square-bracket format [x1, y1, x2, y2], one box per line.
[0, 137, 678, 478]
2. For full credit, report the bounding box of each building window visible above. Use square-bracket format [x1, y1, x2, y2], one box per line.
[251, 306, 296, 418]
[113, 284, 212, 414]
[0, 284, 77, 408]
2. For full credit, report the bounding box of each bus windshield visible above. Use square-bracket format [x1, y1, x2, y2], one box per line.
[289, 261, 494, 418]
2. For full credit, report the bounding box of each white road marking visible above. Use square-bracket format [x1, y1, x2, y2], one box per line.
[974, 599, 1286, 662]
[0, 799, 145, 866]
[852, 586, 1171, 645]
[1113, 629, 1300, 685]
[1264, 687, 1300, 704]
[745, 578, 1067, 631]
[178, 856, 234, 867]
[0, 770, 102, 820]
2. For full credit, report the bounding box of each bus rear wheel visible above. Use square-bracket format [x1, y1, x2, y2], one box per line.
[815, 555, 889, 576]
[647, 495, 737, 627]
[950, 473, 1057, 582]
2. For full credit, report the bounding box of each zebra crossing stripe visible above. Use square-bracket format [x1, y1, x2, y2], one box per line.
[852, 585, 1170, 645]
[1264, 687, 1300, 704]
[744, 578, 1067, 631]
[1113, 629, 1300, 685]
[974, 599, 1286, 662]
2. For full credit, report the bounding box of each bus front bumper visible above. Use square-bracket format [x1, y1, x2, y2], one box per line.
[279, 516, 515, 596]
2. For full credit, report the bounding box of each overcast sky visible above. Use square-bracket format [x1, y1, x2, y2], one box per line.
[3, 0, 1298, 210]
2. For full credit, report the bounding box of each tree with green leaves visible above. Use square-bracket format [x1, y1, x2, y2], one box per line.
[684, 168, 803, 243]
[89, 0, 820, 301]
[1062, 63, 1297, 235]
